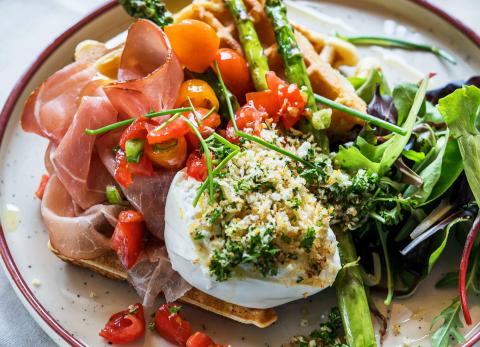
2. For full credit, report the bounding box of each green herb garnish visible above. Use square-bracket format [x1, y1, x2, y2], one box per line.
[105, 185, 124, 205]
[125, 138, 144, 163]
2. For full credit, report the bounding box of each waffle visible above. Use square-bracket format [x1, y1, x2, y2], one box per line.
[174, 0, 367, 137]
[49, 243, 278, 328]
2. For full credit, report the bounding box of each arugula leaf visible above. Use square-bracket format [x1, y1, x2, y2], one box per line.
[336, 78, 429, 176]
[430, 299, 465, 347]
[402, 149, 425, 162]
[403, 134, 449, 204]
[438, 85, 480, 205]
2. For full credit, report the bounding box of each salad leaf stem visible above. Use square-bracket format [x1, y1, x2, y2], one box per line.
[85, 107, 192, 135]
[314, 93, 407, 135]
[376, 222, 393, 305]
[336, 33, 456, 65]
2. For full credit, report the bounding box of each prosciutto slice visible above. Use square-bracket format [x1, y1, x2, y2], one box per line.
[128, 242, 191, 306]
[96, 132, 176, 239]
[21, 61, 97, 143]
[53, 96, 117, 209]
[41, 175, 123, 260]
[104, 19, 184, 118]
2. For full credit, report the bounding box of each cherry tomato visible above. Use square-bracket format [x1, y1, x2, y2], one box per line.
[226, 103, 266, 143]
[147, 108, 221, 145]
[111, 210, 144, 270]
[165, 20, 220, 73]
[119, 117, 149, 150]
[175, 79, 220, 111]
[99, 303, 145, 345]
[114, 150, 153, 188]
[155, 304, 192, 346]
[246, 90, 279, 119]
[186, 150, 209, 181]
[213, 48, 252, 100]
[35, 174, 50, 200]
[144, 136, 187, 169]
[186, 332, 224, 347]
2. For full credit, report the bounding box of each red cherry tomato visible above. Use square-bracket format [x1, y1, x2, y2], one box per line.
[186, 150, 209, 182]
[119, 116, 149, 150]
[35, 174, 50, 200]
[186, 332, 224, 347]
[114, 149, 153, 188]
[111, 210, 145, 270]
[155, 304, 192, 346]
[225, 103, 266, 143]
[246, 90, 279, 118]
[165, 20, 220, 73]
[99, 303, 145, 345]
[213, 48, 252, 100]
[145, 136, 188, 170]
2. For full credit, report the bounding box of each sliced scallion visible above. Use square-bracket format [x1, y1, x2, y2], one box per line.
[106, 185, 124, 205]
[125, 138, 144, 163]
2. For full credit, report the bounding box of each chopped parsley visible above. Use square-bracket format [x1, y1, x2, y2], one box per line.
[168, 305, 182, 314]
[300, 227, 316, 252]
[291, 307, 348, 347]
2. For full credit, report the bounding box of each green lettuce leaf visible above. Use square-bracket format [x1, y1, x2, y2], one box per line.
[438, 85, 480, 205]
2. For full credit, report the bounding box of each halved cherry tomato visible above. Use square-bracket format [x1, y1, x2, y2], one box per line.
[99, 303, 145, 345]
[119, 116, 149, 150]
[226, 103, 266, 143]
[144, 136, 187, 169]
[246, 72, 307, 130]
[114, 149, 153, 188]
[155, 304, 192, 346]
[266, 72, 306, 130]
[186, 150, 209, 181]
[186, 332, 224, 347]
[246, 90, 279, 118]
[175, 79, 220, 111]
[35, 174, 50, 200]
[213, 48, 252, 100]
[147, 108, 221, 145]
[111, 210, 144, 270]
[165, 20, 220, 73]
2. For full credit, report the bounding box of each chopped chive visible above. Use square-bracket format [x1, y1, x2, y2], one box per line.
[314, 94, 407, 135]
[180, 116, 215, 204]
[202, 106, 216, 121]
[106, 185, 124, 205]
[84, 107, 192, 135]
[336, 33, 456, 65]
[153, 112, 182, 132]
[125, 138, 144, 163]
[214, 61, 238, 132]
[187, 96, 203, 127]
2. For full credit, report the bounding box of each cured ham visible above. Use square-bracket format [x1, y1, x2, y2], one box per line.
[53, 96, 117, 210]
[104, 19, 184, 118]
[41, 175, 123, 260]
[96, 132, 176, 240]
[128, 242, 191, 306]
[21, 61, 97, 143]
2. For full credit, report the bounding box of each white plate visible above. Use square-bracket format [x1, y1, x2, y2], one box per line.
[1, 1, 480, 346]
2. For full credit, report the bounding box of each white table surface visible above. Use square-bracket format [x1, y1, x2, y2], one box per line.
[0, 0, 476, 346]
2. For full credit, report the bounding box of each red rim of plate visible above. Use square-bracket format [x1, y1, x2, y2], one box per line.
[0, 0, 479, 346]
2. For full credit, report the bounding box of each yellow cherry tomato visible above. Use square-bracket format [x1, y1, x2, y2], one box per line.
[175, 79, 219, 111]
[165, 20, 220, 73]
[144, 136, 187, 170]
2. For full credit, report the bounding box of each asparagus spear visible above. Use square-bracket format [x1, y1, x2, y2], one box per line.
[224, 0, 270, 91]
[264, 0, 329, 151]
[335, 229, 377, 347]
[118, 0, 173, 27]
